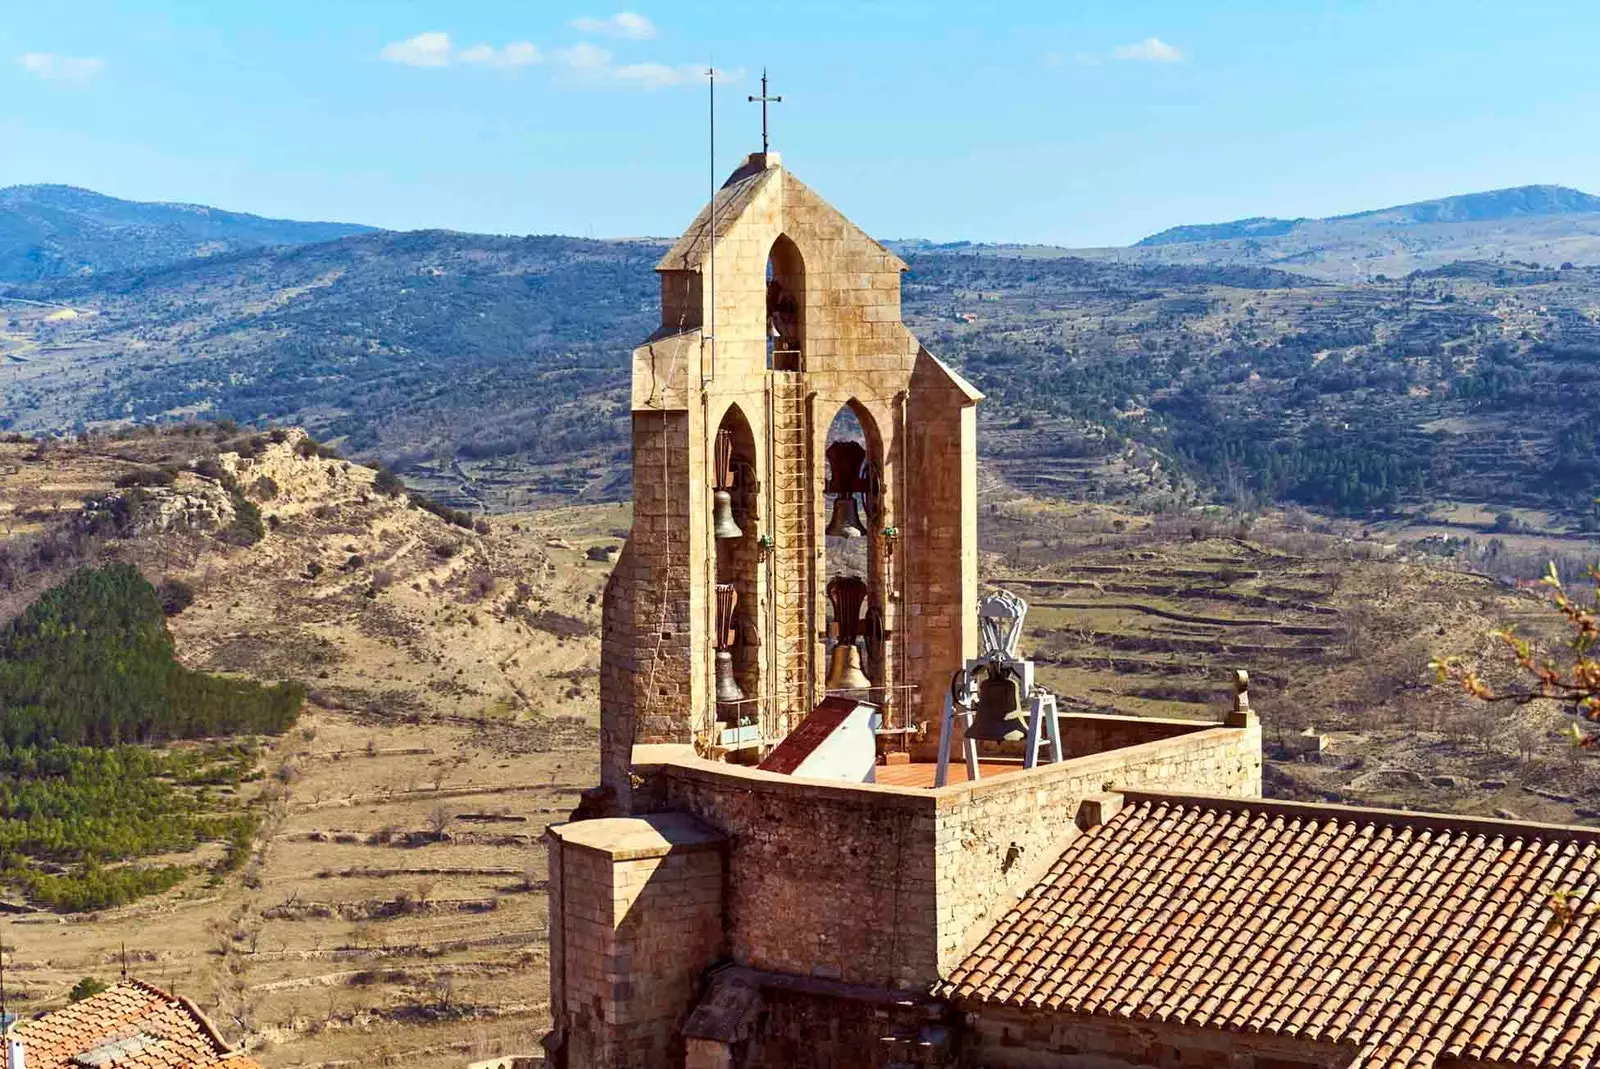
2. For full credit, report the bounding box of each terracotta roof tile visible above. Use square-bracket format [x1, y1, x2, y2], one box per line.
[939, 794, 1600, 1069]
[2, 980, 259, 1069]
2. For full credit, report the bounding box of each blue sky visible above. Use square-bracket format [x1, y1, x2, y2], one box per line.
[3, 1, 1599, 246]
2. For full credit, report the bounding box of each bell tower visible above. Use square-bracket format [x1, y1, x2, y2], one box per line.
[598, 150, 982, 805]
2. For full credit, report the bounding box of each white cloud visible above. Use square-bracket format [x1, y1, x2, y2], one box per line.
[553, 41, 613, 70]
[1110, 37, 1183, 62]
[569, 12, 656, 40]
[613, 61, 695, 88]
[553, 45, 728, 90]
[382, 32, 539, 69]
[379, 25, 710, 90]
[381, 32, 454, 67]
[460, 40, 541, 68]
[19, 52, 104, 82]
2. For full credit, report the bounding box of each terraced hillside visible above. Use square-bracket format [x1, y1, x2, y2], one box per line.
[980, 498, 1600, 824]
[0, 427, 622, 1068]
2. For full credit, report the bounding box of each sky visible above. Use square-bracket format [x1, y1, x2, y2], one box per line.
[3, 1, 1600, 247]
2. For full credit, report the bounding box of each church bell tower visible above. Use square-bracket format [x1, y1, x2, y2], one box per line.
[598, 149, 982, 805]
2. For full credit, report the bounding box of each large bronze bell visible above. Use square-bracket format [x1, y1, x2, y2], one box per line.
[826, 643, 872, 691]
[712, 428, 743, 540]
[713, 489, 743, 540]
[964, 664, 1028, 742]
[715, 649, 744, 703]
[714, 584, 744, 704]
[825, 494, 865, 538]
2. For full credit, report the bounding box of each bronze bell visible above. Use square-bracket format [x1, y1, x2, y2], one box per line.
[826, 642, 872, 691]
[715, 649, 744, 704]
[964, 664, 1028, 742]
[713, 489, 743, 540]
[825, 493, 865, 538]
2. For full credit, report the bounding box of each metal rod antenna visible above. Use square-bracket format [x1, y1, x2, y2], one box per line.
[706, 62, 716, 386]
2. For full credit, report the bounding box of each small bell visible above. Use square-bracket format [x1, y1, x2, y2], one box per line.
[825, 494, 865, 538]
[715, 649, 745, 704]
[713, 489, 743, 540]
[964, 664, 1028, 742]
[826, 643, 872, 691]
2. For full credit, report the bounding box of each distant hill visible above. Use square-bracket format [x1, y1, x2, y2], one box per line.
[1138, 185, 1600, 247]
[0, 184, 376, 282]
[1116, 184, 1600, 280]
[1, 228, 664, 506]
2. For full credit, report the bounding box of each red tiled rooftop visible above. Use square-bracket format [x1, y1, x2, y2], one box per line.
[872, 759, 1026, 788]
[3, 979, 259, 1069]
[940, 793, 1600, 1069]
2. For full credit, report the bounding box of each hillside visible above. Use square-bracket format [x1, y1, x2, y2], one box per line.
[0, 424, 1595, 1065]
[1110, 184, 1600, 280]
[0, 230, 661, 507]
[0, 184, 375, 282]
[0, 425, 613, 1067]
[3, 185, 1600, 537]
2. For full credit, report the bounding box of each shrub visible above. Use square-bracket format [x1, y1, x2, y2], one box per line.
[221, 494, 265, 547]
[114, 467, 176, 489]
[70, 977, 109, 1002]
[157, 578, 195, 616]
[373, 467, 407, 498]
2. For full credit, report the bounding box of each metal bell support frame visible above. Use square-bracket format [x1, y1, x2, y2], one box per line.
[712, 428, 743, 540]
[824, 440, 866, 539]
[935, 589, 1065, 787]
[825, 576, 872, 691]
[714, 583, 744, 704]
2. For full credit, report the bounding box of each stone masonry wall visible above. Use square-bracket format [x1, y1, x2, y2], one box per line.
[740, 984, 935, 1069]
[638, 721, 1261, 993]
[548, 817, 727, 1069]
[653, 759, 939, 990]
[600, 410, 694, 801]
[967, 1004, 1355, 1069]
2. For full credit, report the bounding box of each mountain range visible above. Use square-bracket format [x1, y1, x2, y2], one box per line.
[1137, 184, 1600, 246]
[1098, 184, 1600, 281]
[0, 184, 376, 282]
[4, 181, 1600, 523]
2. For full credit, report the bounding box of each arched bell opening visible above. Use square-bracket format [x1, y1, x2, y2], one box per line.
[712, 403, 761, 741]
[766, 235, 805, 372]
[821, 400, 887, 700]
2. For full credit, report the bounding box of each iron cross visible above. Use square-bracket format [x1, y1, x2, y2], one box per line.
[747, 69, 782, 156]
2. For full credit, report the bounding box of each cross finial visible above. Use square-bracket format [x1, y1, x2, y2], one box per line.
[747, 68, 782, 157]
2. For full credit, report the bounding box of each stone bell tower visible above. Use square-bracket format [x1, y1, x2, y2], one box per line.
[598, 150, 982, 805]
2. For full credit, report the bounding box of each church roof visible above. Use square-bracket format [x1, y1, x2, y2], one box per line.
[656, 164, 779, 272]
[2, 979, 259, 1069]
[941, 792, 1600, 1069]
[758, 696, 868, 775]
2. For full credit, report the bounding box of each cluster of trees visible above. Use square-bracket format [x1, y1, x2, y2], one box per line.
[0, 566, 289, 910]
[903, 253, 1600, 517]
[0, 564, 303, 746]
[0, 741, 261, 911]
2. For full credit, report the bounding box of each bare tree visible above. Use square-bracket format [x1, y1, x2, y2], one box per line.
[425, 805, 454, 840]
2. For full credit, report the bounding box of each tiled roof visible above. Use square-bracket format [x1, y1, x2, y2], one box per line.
[941, 793, 1600, 1069]
[758, 696, 862, 775]
[3, 979, 259, 1069]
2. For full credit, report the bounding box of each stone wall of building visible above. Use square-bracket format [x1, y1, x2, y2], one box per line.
[738, 982, 938, 1069]
[1053, 713, 1215, 759]
[600, 409, 696, 802]
[966, 1005, 1355, 1069]
[547, 815, 727, 1069]
[650, 756, 940, 990]
[636, 719, 1261, 992]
